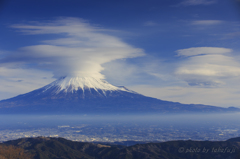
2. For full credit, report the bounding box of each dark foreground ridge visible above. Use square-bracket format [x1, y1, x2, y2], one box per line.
[0, 76, 239, 114]
[1, 136, 240, 159]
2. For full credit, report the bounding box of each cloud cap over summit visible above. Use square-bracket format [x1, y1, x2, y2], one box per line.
[0, 17, 144, 79]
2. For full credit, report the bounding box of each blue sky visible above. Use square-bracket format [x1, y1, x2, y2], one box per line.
[0, 0, 240, 107]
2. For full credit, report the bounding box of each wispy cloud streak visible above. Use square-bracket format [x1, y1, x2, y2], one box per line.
[175, 47, 240, 87]
[178, 0, 217, 6]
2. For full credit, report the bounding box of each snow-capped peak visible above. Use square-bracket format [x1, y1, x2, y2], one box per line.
[43, 76, 133, 94]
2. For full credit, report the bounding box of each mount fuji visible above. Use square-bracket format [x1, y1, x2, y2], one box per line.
[0, 76, 239, 114]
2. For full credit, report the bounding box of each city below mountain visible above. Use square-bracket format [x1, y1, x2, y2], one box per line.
[1, 136, 240, 159]
[0, 76, 239, 114]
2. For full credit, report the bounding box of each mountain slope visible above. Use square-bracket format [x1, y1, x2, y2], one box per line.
[0, 76, 239, 114]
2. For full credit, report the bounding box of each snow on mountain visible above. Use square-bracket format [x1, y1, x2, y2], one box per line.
[41, 76, 135, 96]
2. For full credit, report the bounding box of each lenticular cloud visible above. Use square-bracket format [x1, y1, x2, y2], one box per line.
[1, 17, 145, 79]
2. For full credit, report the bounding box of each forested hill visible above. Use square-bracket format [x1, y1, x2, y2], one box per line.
[1, 137, 240, 159]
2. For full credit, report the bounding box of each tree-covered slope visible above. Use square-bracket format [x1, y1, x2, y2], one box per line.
[3, 137, 240, 159]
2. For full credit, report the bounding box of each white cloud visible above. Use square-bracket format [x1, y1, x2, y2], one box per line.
[176, 47, 232, 56]
[179, 0, 217, 6]
[175, 47, 240, 87]
[125, 47, 240, 107]
[129, 85, 240, 107]
[176, 61, 240, 77]
[1, 17, 145, 79]
[191, 20, 223, 25]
